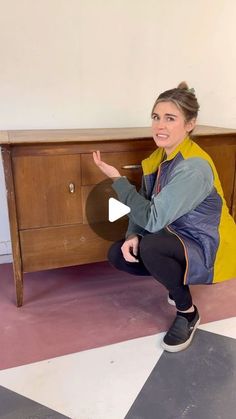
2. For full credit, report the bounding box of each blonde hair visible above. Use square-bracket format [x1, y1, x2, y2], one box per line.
[151, 81, 200, 122]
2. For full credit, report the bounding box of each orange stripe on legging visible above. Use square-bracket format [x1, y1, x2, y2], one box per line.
[165, 226, 189, 285]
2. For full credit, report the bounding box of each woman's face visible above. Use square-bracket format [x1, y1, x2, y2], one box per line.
[151, 101, 196, 155]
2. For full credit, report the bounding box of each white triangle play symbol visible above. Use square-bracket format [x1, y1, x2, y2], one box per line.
[108, 198, 130, 222]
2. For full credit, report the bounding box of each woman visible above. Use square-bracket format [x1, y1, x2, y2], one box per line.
[93, 82, 236, 352]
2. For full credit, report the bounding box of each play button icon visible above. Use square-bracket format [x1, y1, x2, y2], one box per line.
[85, 178, 131, 241]
[108, 198, 130, 222]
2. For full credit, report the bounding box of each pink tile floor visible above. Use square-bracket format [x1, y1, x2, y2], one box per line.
[1, 261, 236, 370]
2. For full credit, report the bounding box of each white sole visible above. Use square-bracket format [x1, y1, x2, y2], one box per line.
[167, 296, 176, 306]
[161, 317, 201, 353]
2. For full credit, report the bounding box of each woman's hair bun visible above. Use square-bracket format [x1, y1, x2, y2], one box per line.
[177, 81, 189, 90]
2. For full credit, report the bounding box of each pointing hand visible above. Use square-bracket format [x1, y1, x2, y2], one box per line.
[93, 150, 121, 178]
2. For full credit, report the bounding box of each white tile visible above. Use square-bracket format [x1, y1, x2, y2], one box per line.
[0, 333, 164, 419]
[199, 317, 236, 339]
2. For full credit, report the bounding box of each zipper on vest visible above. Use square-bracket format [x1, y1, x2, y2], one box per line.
[165, 225, 189, 285]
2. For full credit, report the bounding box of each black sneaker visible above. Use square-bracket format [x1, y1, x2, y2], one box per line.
[161, 307, 200, 352]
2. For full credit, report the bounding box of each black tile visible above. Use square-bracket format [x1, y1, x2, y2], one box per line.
[125, 329, 236, 419]
[0, 385, 70, 419]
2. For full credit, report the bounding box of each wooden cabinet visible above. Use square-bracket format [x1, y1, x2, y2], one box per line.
[13, 154, 83, 228]
[1, 126, 236, 306]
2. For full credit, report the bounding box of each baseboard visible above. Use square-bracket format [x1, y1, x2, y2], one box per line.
[0, 254, 13, 264]
[0, 240, 13, 264]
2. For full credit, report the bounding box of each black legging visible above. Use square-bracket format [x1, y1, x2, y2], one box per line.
[108, 229, 192, 311]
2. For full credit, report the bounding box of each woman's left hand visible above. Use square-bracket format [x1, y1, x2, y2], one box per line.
[93, 150, 121, 178]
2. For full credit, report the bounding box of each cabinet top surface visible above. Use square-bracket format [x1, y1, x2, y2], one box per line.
[0, 125, 236, 145]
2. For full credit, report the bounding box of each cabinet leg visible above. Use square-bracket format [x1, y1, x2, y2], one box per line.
[13, 267, 24, 307]
[2, 145, 24, 306]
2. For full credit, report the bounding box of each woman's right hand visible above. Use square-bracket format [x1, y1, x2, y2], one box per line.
[121, 234, 139, 263]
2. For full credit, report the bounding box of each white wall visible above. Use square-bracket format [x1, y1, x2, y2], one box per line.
[1, 0, 236, 254]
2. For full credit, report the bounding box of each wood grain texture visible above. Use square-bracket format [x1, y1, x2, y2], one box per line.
[11, 139, 155, 157]
[13, 154, 83, 229]
[0, 125, 235, 145]
[1, 146, 23, 306]
[231, 154, 236, 220]
[20, 222, 127, 272]
[199, 143, 236, 210]
[81, 149, 149, 185]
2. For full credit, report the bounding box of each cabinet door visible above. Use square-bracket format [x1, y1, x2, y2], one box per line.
[13, 154, 82, 229]
[231, 156, 236, 221]
[200, 144, 235, 211]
